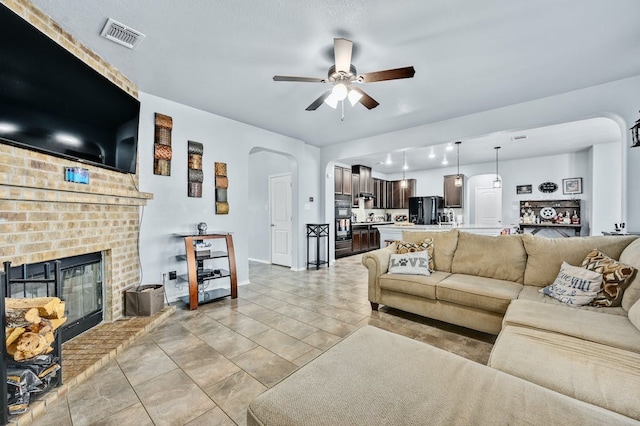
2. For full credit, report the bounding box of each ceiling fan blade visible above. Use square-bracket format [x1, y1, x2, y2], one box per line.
[351, 87, 379, 109]
[359, 66, 415, 83]
[273, 75, 326, 83]
[334, 38, 353, 74]
[306, 91, 332, 111]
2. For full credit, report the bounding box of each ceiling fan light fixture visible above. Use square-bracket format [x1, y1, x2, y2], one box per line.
[347, 88, 363, 106]
[324, 93, 339, 109]
[332, 83, 348, 101]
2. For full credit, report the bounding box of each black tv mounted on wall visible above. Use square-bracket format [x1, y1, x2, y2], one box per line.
[0, 5, 140, 174]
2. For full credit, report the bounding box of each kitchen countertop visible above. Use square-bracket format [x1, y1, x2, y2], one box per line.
[352, 221, 393, 226]
[374, 223, 510, 230]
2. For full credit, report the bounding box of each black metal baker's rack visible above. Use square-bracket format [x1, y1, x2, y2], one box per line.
[1, 260, 63, 425]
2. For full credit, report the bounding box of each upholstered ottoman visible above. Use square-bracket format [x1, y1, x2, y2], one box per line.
[247, 326, 632, 425]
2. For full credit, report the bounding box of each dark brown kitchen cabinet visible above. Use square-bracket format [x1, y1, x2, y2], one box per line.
[369, 226, 380, 249]
[387, 179, 416, 209]
[352, 226, 369, 253]
[334, 166, 352, 195]
[351, 174, 360, 207]
[352, 165, 372, 195]
[372, 178, 387, 209]
[443, 175, 463, 208]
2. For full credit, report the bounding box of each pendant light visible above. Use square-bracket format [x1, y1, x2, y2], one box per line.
[493, 146, 502, 188]
[454, 141, 462, 187]
[401, 151, 408, 187]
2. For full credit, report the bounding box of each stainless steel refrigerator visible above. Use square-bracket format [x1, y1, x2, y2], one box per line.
[409, 196, 444, 224]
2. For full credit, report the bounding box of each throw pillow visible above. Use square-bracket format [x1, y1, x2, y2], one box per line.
[539, 261, 603, 306]
[388, 252, 431, 276]
[581, 249, 636, 307]
[628, 299, 640, 332]
[395, 239, 434, 271]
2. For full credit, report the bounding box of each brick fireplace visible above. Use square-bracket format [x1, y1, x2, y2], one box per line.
[0, 0, 152, 322]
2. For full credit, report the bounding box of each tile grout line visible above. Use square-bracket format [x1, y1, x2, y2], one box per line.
[8, 306, 176, 426]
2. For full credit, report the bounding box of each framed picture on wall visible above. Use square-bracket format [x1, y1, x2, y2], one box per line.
[516, 184, 532, 194]
[562, 177, 582, 195]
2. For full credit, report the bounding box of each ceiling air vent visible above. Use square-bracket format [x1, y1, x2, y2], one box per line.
[511, 134, 527, 142]
[100, 18, 145, 49]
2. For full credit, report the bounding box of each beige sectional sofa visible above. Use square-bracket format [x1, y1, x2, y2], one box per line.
[248, 231, 640, 424]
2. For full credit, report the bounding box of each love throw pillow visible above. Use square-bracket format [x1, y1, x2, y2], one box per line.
[388, 252, 431, 276]
[540, 261, 603, 306]
[395, 239, 434, 272]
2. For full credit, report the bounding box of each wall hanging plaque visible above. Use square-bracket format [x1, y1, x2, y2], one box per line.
[538, 181, 558, 193]
[187, 141, 203, 197]
[215, 161, 229, 214]
[153, 113, 173, 176]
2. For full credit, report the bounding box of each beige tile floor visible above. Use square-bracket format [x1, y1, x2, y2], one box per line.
[30, 254, 495, 426]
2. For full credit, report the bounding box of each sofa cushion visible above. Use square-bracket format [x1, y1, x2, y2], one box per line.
[502, 299, 640, 353]
[379, 271, 450, 299]
[539, 262, 602, 306]
[451, 232, 526, 283]
[581, 249, 636, 307]
[437, 274, 523, 314]
[629, 299, 640, 332]
[388, 252, 431, 275]
[618, 238, 640, 311]
[248, 325, 635, 426]
[522, 234, 638, 287]
[517, 286, 628, 315]
[401, 229, 458, 272]
[488, 325, 640, 421]
[394, 239, 434, 271]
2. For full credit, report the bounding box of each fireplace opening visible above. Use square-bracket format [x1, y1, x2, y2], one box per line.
[4, 252, 103, 343]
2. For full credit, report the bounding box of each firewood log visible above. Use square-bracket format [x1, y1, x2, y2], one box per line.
[5, 307, 41, 328]
[5, 297, 61, 317]
[5, 327, 26, 347]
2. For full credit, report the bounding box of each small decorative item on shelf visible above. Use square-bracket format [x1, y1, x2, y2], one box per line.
[197, 222, 208, 234]
[215, 162, 229, 214]
[153, 113, 173, 176]
[187, 141, 204, 197]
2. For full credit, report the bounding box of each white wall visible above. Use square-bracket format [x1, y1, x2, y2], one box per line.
[320, 75, 640, 234]
[591, 142, 622, 235]
[137, 92, 320, 302]
[248, 150, 293, 263]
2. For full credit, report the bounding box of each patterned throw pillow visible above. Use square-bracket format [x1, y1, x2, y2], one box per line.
[388, 252, 431, 276]
[539, 262, 603, 306]
[395, 239, 434, 272]
[581, 249, 636, 307]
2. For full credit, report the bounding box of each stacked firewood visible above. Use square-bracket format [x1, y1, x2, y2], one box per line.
[5, 297, 67, 361]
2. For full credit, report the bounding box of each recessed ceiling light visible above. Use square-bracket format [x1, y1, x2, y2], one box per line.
[441, 156, 449, 165]
[428, 150, 435, 159]
[385, 154, 392, 165]
[445, 143, 454, 151]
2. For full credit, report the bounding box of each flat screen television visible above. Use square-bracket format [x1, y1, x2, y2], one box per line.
[0, 4, 140, 174]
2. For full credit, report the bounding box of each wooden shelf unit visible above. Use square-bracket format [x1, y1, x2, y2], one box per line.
[175, 233, 238, 310]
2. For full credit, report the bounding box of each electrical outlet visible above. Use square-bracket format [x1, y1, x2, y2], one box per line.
[169, 271, 177, 280]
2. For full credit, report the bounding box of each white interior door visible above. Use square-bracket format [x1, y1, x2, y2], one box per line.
[270, 174, 292, 267]
[475, 187, 502, 225]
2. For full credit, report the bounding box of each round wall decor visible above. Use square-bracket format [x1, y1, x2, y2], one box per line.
[539, 207, 556, 220]
[538, 182, 558, 193]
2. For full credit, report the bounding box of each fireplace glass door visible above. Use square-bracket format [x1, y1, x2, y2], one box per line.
[4, 252, 103, 342]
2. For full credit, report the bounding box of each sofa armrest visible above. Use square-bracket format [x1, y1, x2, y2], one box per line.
[362, 244, 395, 304]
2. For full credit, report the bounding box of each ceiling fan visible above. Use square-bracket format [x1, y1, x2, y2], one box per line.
[273, 38, 415, 111]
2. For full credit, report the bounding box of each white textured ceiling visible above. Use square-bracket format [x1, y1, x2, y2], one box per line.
[28, 0, 640, 170]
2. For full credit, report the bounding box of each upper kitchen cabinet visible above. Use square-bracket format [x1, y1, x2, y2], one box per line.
[352, 165, 373, 195]
[387, 179, 416, 209]
[334, 166, 352, 195]
[372, 178, 387, 209]
[352, 173, 360, 207]
[444, 174, 464, 208]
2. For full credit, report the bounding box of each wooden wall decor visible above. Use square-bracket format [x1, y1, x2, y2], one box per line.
[187, 141, 204, 197]
[153, 113, 173, 176]
[215, 162, 229, 214]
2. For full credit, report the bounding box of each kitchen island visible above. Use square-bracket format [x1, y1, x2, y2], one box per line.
[375, 223, 509, 248]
